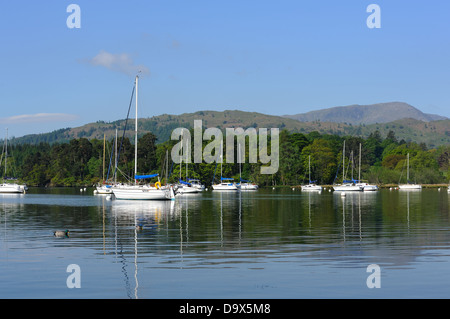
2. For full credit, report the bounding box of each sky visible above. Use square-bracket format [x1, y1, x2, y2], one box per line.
[0, 0, 449, 138]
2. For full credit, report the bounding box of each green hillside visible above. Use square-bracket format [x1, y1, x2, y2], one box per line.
[8, 110, 450, 148]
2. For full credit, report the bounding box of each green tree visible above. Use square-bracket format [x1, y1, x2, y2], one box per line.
[137, 132, 158, 174]
[301, 139, 336, 184]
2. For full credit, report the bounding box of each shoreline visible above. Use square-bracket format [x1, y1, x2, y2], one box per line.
[266, 184, 449, 189]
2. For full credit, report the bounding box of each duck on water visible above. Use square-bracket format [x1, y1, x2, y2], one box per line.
[54, 230, 70, 237]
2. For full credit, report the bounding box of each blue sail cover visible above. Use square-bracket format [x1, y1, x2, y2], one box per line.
[135, 174, 159, 180]
[179, 179, 191, 186]
[221, 177, 234, 181]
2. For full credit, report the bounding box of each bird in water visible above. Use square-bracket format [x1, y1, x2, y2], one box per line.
[54, 230, 70, 237]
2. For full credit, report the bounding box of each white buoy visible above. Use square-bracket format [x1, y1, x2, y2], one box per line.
[292, 188, 295, 191]
[84, 188, 86, 191]
[93, 190, 98, 194]
[341, 192, 346, 197]
[106, 195, 111, 200]
[273, 187, 275, 190]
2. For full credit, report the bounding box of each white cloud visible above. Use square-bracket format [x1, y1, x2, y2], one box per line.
[86, 50, 150, 76]
[0, 113, 80, 124]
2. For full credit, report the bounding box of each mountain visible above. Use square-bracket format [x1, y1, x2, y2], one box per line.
[283, 102, 447, 124]
[7, 107, 450, 148]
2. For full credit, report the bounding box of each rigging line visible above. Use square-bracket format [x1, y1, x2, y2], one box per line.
[111, 82, 136, 183]
[104, 136, 117, 183]
[333, 160, 342, 184]
[105, 136, 115, 183]
[115, 166, 132, 182]
[398, 157, 406, 184]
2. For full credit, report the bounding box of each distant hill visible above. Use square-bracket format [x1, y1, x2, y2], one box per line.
[283, 102, 447, 124]
[8, 107, 450, 148]
[10, 110, 341, 145]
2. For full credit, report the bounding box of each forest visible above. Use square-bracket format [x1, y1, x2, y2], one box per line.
[1, 129, 449, 187]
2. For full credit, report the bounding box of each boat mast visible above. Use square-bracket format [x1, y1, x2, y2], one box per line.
[351, 151, 354, 180]
[134, 75, 138, 185]
[342, 140, 345, 183]
[308, 155, 311, 183]
[4, 128, 7, 179]
[239, 144, 241, 181]
[180, 130, 183, 181]
[103, 134, 105, 182]
[407, 153, 409, 183]
[165, 149, 168, 186]
[186, 133, 188, 180]
[115, 129, 118, 184]
[359, 143, 361, 182]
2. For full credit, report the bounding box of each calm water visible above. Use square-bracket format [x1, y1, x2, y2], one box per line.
[0, 187, 449, 299]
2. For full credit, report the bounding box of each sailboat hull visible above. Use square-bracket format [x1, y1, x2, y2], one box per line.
[362, 185, 378, 191]
[0, 183, 27, 193]
[112, 186, 173, 200]
[96, 185, 113, 194]
[176, 185, 200, 194]
[212, 183, 239, 191]
[356, 183, 378, 191]
[301, 184, 322, 191]
[240, 183, 259, 190]
[398, 184, 422, 190]
[333, 184, 363, 191]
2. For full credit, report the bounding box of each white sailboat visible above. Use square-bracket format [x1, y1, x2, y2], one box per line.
[212, 140, 239, 191]
[0, 128, 27, 194]
[96, 133, 116, 194]
[177, 180, 200, 194]
[212, 179, 239, 191]
[333, 141, 363, 192]
[112, 174, 174, 200]
[239, 180, 258, 190]
[96, 185, 113, 194]
[187, 179, 205, 191]
[237, 144, 258, 191]
[301, 155, 322, 191]
[176, 138, 200, 194]
[398, 153, 422, 190]
[111, 75, 174, 200]
[355, 143, 378, 191]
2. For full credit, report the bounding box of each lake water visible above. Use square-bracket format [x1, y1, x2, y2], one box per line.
[1, 187, 449, 299]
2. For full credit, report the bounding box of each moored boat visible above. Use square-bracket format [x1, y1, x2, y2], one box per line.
[110, 75, 174, 200]
[0, 129, 27, 194]
[301, 156, 322, 191]
[398, 153, 422, 190]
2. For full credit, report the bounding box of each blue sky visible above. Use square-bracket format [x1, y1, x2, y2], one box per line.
[0, 1, 449, 138]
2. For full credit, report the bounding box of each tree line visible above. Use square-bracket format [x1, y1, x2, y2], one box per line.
[2, 129, 449, 187]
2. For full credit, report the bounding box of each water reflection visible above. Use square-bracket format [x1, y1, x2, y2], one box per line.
[1, 188, 450, 298]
